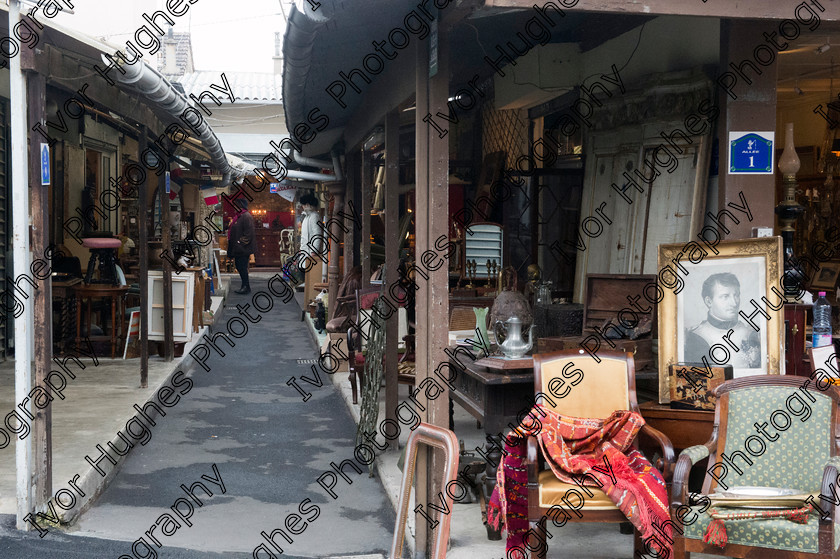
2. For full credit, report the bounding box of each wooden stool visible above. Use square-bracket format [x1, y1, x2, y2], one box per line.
[74, 284, 129, 359]
[82, 237, 122, 285]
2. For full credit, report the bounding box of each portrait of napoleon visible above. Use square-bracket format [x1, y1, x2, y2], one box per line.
[683, 272, 761, 368]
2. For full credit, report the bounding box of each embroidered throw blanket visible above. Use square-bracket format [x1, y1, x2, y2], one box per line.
[488, 408, 670, 554]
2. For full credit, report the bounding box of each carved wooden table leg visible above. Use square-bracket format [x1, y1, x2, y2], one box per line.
[483, 431, 503, 540]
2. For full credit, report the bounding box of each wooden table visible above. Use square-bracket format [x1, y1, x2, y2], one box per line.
[74, 284, 129, 359]
[53, 278, 82, 353]
[449, 352, 535, 539]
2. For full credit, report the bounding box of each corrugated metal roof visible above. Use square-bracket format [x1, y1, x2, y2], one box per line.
[177, 71, 283, 103]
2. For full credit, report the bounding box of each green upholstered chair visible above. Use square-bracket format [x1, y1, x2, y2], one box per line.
[671, 376, 840, 559]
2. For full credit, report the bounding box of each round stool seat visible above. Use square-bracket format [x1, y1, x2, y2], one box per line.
[82, 237, 122, 249]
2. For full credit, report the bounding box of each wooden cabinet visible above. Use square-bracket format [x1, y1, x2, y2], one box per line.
[255, 230, 284, 267]
[148, 270, 194, 342]
[785, 303, 809, 377]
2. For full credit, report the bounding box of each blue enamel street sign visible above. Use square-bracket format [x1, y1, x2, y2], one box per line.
[729, 132, 774, 174]
[40, 143, 50, 186]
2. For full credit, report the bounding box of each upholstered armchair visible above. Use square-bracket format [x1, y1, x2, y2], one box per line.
[525, 349, 674, 558]
[671, 376, 840, 558]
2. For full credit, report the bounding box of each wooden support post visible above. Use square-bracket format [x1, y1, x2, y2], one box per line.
[716, 20, 777, 238]
[10, 0, 34, 528]
[326, 181, 345, 319]
[138, 127, 150, 387]
[384, 109, 400, 430]
[361, 149, 372, 287]
[27, 70, 51, 512]
[344, 150, 360, 271]
[414, 28, 450, 554]
[159, 168, 174, 361]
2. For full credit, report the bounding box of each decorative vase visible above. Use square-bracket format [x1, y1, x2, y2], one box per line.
[473, 307, 490, 351]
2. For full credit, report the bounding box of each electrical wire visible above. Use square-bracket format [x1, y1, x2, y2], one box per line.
[578, 21, 646, 88]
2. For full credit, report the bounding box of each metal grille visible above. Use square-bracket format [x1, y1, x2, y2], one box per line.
[481, 100, 529, 162]
[356, 297, 386, 467]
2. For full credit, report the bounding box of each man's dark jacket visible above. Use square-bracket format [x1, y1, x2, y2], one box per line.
[229, 212, 256, 256]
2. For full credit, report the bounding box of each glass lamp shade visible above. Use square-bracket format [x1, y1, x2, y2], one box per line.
[778, 123, 800, 175]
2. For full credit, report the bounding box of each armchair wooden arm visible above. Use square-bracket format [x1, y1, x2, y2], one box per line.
[526, 435, 540, 486]
[819, 460, 840, 524]
[671, 440, 717, 510]
[816, 460, 840, 554]
[639, 423, 675, 481]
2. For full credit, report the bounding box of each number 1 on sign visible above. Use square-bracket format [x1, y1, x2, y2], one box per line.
[749, 156, 754, 167]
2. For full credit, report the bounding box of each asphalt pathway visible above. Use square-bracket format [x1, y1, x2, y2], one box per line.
[64, 273, 394, 558]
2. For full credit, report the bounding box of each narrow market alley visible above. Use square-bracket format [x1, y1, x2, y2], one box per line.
[67, 273, 395, 558]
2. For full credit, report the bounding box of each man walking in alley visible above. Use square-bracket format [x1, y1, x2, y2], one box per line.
[229, 198, 255, 294]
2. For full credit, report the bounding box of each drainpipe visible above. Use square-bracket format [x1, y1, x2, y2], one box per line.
[293, 150, 333, 170]
[286, 169, 337, 182]
[331, 149, 344, 182]
[102, 54, 240, 186]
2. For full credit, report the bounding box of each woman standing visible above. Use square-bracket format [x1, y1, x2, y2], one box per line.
[229, 198, 255, 294]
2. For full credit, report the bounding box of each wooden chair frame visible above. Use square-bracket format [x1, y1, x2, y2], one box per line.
[525, 349, 674, 559]
[347, 287, 418, 404]
[390, 423, 460, 559]
[670, 376, 840, 559]
[347, 286, 383, 404]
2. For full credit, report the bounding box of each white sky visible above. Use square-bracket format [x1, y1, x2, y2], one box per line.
[49, 0, 291, 73]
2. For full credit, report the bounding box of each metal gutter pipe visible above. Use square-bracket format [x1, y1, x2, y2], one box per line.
[102, 53, 242, 186]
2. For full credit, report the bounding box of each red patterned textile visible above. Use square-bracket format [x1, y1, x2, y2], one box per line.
[488, 407, 670, 555]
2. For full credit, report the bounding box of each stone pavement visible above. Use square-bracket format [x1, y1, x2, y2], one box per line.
[70, 272, 395, 558]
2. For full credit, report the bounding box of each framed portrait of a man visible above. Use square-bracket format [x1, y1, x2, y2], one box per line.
[658, 237, 784, 402]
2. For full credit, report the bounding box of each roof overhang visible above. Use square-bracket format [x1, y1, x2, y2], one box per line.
[0, 4, 241, 186]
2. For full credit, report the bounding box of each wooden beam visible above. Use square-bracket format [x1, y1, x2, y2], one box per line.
[27, 70, 51, 512]
[483, 0, 839, 20]
[10, 0, 34, 530]
[414, 25, 451, 555]
[326, 181, 345, 319]
[344, 58, 416, 153]
[717, 19, 778, 238]
[159, 169, 174, 361]
[44, 46, 158, 128]
[344, 150, 360, 271]
[361, 149, 372, 287]
[139, 128, 150, 388]
[384, 109, 400, 430]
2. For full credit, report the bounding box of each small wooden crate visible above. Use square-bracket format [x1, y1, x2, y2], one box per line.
[537, 274, 657, 370]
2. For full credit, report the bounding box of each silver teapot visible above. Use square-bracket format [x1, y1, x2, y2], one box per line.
[494, 316, 534, 359]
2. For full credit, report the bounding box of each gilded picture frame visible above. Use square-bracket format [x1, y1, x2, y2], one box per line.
[658, 236, 784, 403]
